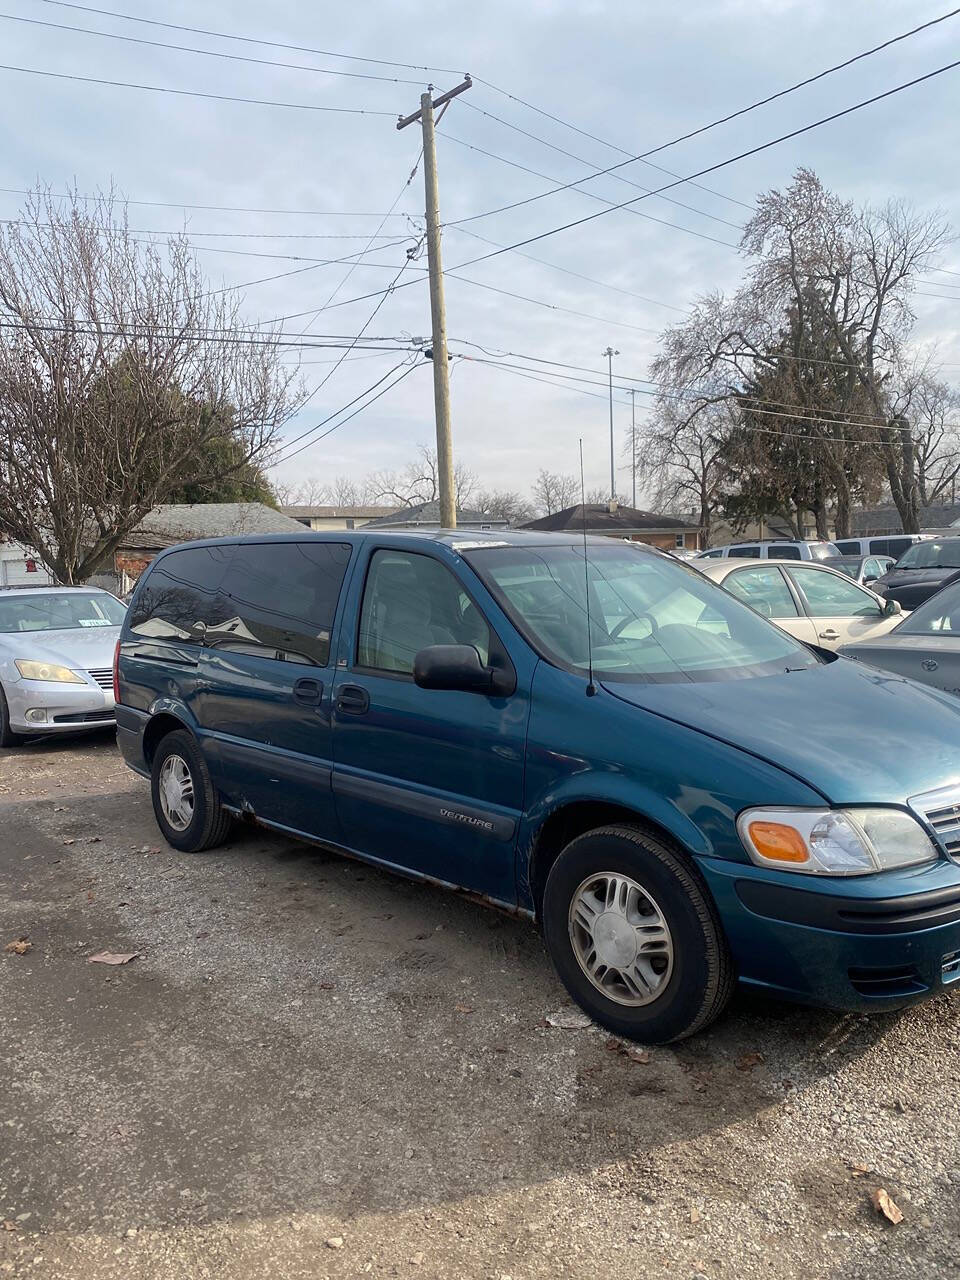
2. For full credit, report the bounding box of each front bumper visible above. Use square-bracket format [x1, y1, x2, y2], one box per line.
[700, 854, 960, 1011]
[5, 678, 116, 733]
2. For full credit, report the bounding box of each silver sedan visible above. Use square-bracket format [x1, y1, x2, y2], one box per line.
[839, 580, 960, 698]
[0, 587, 126, 746]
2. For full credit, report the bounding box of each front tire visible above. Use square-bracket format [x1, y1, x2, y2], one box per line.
[542, 825, 733, 1043]
[151, 729, 232, 852]
[0, 685, 23, 748]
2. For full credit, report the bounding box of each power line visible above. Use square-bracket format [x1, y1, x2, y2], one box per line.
[446, 273, 663, 335]
[0, 315, 422, 350]
[276, 359, 422, 464]
[457, 100, 746, 227]
[0, 12, 428, 84]
[0, 62, 399, 114]
[464, 8, 960, 224]
[39, 0, 462, 74]
[0, 217, 408, 240]
[440, 57, 960, 271]
[440, 131, 738, 248]
[0, 186, 413, 218]
[447, 225, 689, 312]
[273, 59, 960, 321]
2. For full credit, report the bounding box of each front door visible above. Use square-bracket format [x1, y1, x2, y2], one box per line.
[721, 564, 819, 646]
[331, 545, 530, 906]
[199, 539, 354, 840]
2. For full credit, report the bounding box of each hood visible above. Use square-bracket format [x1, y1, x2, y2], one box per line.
[878, 566, 960, 588]
[1, 625, 121, 673]
[601, 657, 960, 805]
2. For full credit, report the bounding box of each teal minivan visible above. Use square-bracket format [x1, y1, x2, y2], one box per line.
[116, 531, 960, 1041]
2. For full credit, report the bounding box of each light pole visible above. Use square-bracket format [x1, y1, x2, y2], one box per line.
[628, 388, 637, 509]
[602, 346, 619, 503]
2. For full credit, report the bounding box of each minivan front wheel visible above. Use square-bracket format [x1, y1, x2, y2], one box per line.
[151, 729, 232, 852]
[542, 825, 733, 1043]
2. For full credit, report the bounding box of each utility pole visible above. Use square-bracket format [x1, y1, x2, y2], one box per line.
[628, 388, 637, 509]
[602, 346, 619, 504]
[398, 75, 472, 529]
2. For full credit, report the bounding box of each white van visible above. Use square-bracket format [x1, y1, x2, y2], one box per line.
[695, 539, 840, 563]
[832, 534, 932, 561]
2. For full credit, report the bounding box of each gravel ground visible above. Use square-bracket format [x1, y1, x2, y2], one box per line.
[2, 734, 960, 1279]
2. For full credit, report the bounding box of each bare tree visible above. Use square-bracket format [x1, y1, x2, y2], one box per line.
[531, 469, 579, 515]
[0, 187, 301, 581]
[369, 445, 477, 510]
[635, 397, 735, 545]
[474, 489, 535, 525]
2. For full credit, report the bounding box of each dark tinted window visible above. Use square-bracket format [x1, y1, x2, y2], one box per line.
[214, 541, 351, 666]
[358, 550, 491, 674]
[727, 545, 760, 558]
[834, 540, 861, 556]
[768, 544, 801, 560]
[870, 537, 913, 558]
[129, 546, 235, 640]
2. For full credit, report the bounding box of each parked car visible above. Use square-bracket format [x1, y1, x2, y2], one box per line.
[833, 534, 932, 560]
[695, 538, 840, 562]
[839, 580, 960, 697]
[871, 537, 960, 610]
[117, 532, 960, 1042]
[0, 587, 126, 746]
[698, 558, 903, 650]
[827, 555, 894, 588]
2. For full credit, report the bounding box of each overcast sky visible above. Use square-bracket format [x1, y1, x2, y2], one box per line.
[4, 0, 960, 505]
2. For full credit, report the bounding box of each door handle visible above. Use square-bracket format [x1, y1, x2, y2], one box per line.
[818, 628, 840, 641]
[293, 677, 323, 706]
[336, 684, 370, 715]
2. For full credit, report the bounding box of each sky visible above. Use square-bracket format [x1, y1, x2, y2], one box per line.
[3, 0, 960, 506]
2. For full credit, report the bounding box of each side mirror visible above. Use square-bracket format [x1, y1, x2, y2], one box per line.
[884, 598, 902, 617]
[863, 575, 877, 586]
[413, 644, 514, 696]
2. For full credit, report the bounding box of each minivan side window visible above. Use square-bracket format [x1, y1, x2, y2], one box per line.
[768, 544, 801, 560]
[129, 545, 235, 640]
[357, 550, 491, 674]
[727, 546, 760, 558]
[212, 540, 352, 666]
[833, 540, 861, 556]
[870, 537, 912, 558]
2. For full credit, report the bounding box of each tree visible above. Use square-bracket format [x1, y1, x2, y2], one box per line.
[635, 397, 734, 546]
[163, 434, 278, 507]
[368, 445, 477, 510]
[0, 187, 300, 582]
[475, 489, 535, 525]
[531, 469, 578, 515]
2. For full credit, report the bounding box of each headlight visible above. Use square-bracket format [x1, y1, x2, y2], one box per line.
[14, 660, 84, 684]
[738, 807, 938, 876]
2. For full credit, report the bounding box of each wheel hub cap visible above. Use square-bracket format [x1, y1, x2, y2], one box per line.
[158, 754, 195, 832]
[568, 871, 674, 1007]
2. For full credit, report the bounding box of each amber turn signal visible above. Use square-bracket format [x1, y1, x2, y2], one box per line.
[746, 820, 809, 864]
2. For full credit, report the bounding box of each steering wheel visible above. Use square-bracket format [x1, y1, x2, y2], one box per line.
[609, 612, 659, 640]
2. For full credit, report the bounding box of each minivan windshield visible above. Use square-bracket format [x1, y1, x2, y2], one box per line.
[894, 540, 960, 570]
[0, 592, 126, 633]
[466, 544, 819, 683]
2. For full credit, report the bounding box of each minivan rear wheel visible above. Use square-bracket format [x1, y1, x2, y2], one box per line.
[542, 825, 734, 1043]
[151, 729, 232, 852]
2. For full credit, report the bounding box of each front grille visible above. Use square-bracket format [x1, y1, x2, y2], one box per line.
[85, 668, 113, 690]
[909, 784, 960, 861]
[52, 710, 116, 724]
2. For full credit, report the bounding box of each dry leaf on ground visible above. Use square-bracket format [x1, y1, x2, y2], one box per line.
[4, 939, 31, 955]
[454, 1003, 474, 1014]
[848, 1161, 870, 1177]
[871, 1188, 904, 1225]
[735, 1052, 765, 1071]
[88, 951, 139, 966]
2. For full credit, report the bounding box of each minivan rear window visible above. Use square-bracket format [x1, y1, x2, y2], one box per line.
[214, 540, 352, 666]
[129, 545, 235, 640]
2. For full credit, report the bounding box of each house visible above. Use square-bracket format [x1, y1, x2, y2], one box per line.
[359, 501, 510, 532]
[520, 502, 703, 551]
[0, 540, 53, 587]
[280, 504, 400, 531]
[851, 503, 960, 536]
[109, 502, 307, 593]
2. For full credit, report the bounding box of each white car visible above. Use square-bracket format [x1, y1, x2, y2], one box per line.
[0, 587, 126, 746]
[697, 558, 905, 650]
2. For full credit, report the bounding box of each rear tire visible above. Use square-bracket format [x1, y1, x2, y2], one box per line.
[151, 729, 232, 852]
[542, 824, 734, 1043]
[0, 685, 23, 748]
